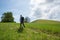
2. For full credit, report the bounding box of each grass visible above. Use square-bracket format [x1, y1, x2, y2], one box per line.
[0, 20, 60, 40]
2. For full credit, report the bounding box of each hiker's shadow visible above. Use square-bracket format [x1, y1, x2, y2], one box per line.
[17, 26, 24, 33]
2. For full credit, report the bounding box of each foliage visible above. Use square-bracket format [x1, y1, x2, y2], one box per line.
[1, 12, 14, 22]
[24, 17, 30, 23]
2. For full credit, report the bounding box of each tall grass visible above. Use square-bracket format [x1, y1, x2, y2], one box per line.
[27, 20, 60, 37]
[0, 20, 60, 40]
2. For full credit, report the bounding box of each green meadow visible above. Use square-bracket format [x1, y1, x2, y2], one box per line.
[0, 20, 60, 40]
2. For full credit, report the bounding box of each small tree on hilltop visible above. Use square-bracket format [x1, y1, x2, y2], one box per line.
[24, 17, 30, 23]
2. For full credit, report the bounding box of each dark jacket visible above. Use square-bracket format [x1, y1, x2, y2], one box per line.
[20, 17, 24, 23]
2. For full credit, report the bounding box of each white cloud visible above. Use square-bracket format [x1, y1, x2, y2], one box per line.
[30, 0, 60, 21]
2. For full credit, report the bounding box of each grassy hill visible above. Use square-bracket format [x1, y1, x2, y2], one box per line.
[0, 20, 60, 40]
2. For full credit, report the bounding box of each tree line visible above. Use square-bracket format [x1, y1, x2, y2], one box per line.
[0, 12, 30, 23]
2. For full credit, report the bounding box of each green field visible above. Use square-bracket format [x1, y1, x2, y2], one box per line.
[0, 20, 60, 40]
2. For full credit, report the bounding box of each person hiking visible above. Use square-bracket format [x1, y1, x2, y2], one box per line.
[20, 15, 25, 28]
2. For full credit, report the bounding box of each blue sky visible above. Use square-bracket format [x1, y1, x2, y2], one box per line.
[0, 0, 30, 22]
[0, 0, 60, 23]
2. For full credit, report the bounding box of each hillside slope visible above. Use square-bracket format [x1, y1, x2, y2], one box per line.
[0, 20, 60, 40]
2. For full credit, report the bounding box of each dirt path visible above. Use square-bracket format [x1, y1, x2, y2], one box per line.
[27, 28, 60, 39]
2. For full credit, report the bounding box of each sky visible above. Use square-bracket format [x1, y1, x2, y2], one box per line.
[0, 0, 60, 23]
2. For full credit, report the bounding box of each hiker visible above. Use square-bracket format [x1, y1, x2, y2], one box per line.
[20, 15, 25, 28]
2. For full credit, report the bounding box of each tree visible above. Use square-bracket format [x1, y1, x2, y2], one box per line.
[1, 12, 14, 22]
[24, 17, 30, 23]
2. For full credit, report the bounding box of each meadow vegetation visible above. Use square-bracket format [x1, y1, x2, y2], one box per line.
[0, 20, 60, 40]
